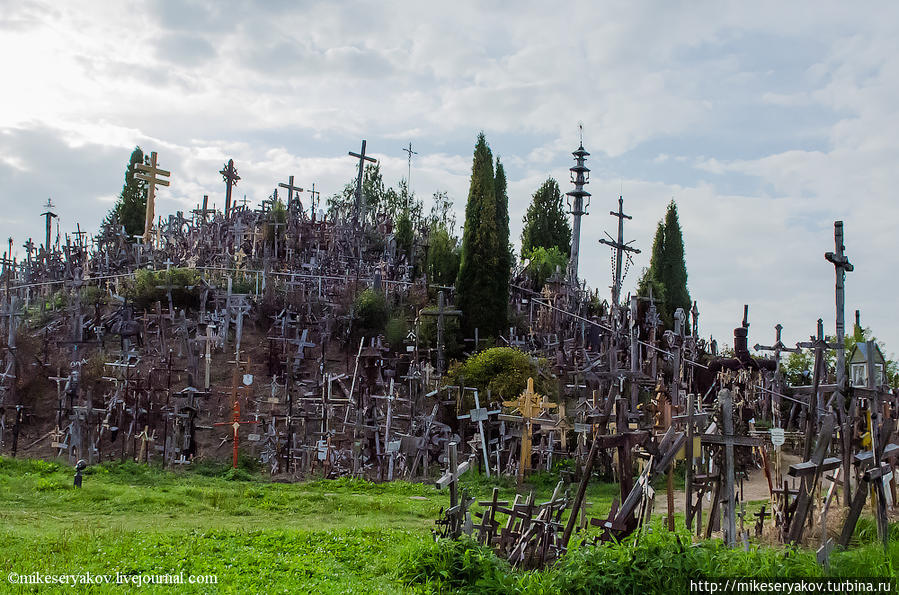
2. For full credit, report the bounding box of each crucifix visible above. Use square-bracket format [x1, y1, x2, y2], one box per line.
[348, 140, 377, 221]
[40, 198, 57, 267]
[220, 159, 240, 218]
[278, 175, 304, 215]
[419, 290, 462, 377]
[134, 151, 171, 245]
[824, 220, 852, 395]
[500, 377, 558, 481]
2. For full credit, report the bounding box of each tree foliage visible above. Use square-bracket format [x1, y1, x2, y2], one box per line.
[637, 200, 689, 329]
[456, 133, 509, 339]
[523, 246, 568, 290]
[353, 289, 389, 336]
[426, 225, 461, 286]
[105, 147, 147, 237]
[520, 177, 572, 257]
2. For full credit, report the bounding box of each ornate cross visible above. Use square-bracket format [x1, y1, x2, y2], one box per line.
[220, 159, 240, 218]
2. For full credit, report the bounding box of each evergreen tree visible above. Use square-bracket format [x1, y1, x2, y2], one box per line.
[493, 158, 511, 331]
[659, 200, 690, 325]
[456, 133, 503, 338]
[105, 147, 147, 237]
[636, 201, 689, 329]
[520, 177, 572, 257]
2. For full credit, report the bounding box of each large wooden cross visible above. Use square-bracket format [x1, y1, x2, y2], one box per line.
[135, 152, 171, 245]
[348, 140, 377, 221]
[278, 175, 304, 214]
[220, 159, 240, 218]
[500, 377, 557, 481]
[214, 400, 258, 469]
[419, 290, 461, 377]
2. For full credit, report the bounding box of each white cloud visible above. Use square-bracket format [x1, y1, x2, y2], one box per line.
[1, 1, 898, 350]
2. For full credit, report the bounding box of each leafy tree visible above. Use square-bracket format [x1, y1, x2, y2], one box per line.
[523, 246, 568, 290]
[104, 147, 147, 237]
[428, 190, 456, 235]
[456, 133, 505, 338]
[520, 177, 572, 257]
[396, 208, 414, 257]
[426, 225, 461, 286]
[636, 201, 689, 329]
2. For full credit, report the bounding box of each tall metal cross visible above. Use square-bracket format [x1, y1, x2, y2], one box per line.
[348, 140, 377, 221]
[278, 175, 304, 214]
[824, 220, 853, 394]
[135, 151, 171, 245]
[219, 159, 240, 218]
[40, 198, 57, 265]
[401, 142, 418, 185]
[598, 197, 640, 306]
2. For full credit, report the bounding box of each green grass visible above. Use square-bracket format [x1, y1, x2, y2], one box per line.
[0, 456, 894, 593]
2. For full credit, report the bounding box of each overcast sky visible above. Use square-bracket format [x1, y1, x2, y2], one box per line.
[1, 1, 897, 355]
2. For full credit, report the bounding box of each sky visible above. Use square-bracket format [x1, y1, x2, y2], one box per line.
[1, 1, 897, 355]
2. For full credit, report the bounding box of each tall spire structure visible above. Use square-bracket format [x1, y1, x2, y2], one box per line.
[565, 128, 591, 285]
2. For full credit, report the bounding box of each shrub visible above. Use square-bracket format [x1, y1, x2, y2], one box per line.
[445, 347, 553, 402]
[385, 316, 409, 351]
[123, 268, 200, 311]
[353, 289, 389, 336]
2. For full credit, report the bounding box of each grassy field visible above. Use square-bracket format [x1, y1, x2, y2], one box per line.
[0, 457, 895, 593]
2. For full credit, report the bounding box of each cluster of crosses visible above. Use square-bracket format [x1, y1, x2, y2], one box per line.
[0, 139, 894, 568]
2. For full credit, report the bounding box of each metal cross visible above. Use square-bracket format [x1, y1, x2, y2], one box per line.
[598, 197, 640, 307]
[307, 183, 321, 221]
[401, 142, 418, 185]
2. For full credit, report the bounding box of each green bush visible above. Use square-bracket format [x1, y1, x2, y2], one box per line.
[446, 347, 552, 401]
[353, 288, 389, 336]
[523, 245, 568, 290]
[123, 267, 200, 311]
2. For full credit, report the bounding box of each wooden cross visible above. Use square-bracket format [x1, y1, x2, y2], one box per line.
[348, 140, 377, 220]
[278, 175, 304, 214]
[500, 377, 557, 481]
[214, 400, 258, 469]
[700, 389, 768, 546]
[419, 290, 461, 377]
[457, 388, 500, 477]
[786, 413, 838, 544]
[307, 183, 321, 221]
[753, 323, 801, 376]
[134, 151, 171, 245]
[220, 159, 240, 218]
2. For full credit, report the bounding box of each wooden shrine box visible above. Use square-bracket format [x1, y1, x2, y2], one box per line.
[848, 342, 886, 388]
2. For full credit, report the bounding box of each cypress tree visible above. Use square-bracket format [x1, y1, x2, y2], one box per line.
[105, 147, 147, 237]
[456, 133, 501, 337]
[637, 201, 689, 329]
[520, 177, 572, 257]
[493, 158, 511, 331]
[659, 200, 690, 325]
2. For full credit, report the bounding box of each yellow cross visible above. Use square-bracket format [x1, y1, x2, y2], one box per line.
[502, 377, 557, 479]
[135, 151, 171, 245]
